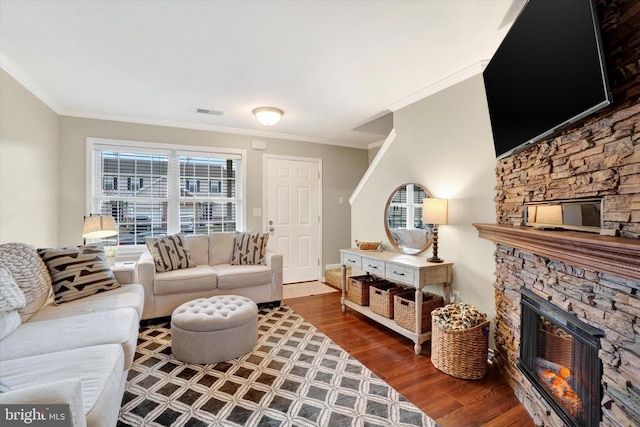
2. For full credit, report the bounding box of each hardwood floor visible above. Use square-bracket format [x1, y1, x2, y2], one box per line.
[284, 290, 535, 427]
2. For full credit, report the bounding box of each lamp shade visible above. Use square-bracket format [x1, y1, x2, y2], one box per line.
[423, 198, 448, 225]
[533, 205, 563, 225]
[252, 107, 283, 126]
[82, 215, 118, 239]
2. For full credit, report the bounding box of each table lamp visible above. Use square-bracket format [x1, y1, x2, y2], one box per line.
[83, 215, 118, 241]
[422, 198, 448, 263]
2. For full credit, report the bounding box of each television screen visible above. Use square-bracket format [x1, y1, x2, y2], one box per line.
[483, 0, 612, 159]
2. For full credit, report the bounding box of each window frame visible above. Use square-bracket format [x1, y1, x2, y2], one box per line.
[86, 137, 246, 253]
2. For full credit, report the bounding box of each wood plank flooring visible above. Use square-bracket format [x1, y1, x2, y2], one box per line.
[284, 289, 535, 427]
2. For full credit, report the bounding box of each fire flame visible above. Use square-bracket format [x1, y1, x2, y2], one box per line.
[536, 358, 582, 417]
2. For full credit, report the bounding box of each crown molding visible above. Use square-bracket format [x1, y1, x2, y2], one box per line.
[2, 50, 487, 150]
[0, 52, 64, 114]
[388, 60, 489, 112]
[60, 110, 368, 149]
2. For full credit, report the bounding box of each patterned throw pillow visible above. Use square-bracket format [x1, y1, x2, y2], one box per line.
[37, 244, 121, 304]
[230, 232, 269, 265]
[0, 268, 27, 316]
[145, 233, 196, 273]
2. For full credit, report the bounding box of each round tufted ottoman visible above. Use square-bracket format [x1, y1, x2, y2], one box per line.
[171, 295, 258, 364]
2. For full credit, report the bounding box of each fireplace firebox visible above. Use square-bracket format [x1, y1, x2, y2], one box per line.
[519, 289, 604, 426]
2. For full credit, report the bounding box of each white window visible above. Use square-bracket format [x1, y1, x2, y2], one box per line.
[87, 138, 244, 246]
[178, 153, 240, 234]
[387, 183, 428, 229]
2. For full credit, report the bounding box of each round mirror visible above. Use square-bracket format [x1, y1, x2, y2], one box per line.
[384, 183, 434, 255]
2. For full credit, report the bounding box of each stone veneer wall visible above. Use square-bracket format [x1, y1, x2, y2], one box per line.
[493, 246, 639, 426]
[491, 1, 640, 426]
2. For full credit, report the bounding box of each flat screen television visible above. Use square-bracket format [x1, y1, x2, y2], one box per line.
[483, 0, 613, 159]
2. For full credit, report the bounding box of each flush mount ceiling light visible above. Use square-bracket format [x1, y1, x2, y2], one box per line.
[252, 107, 284, 126]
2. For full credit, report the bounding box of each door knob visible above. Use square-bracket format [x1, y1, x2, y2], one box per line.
[269, 227, 275, 232]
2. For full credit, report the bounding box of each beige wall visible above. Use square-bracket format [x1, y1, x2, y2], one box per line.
[0, 69, 59, 246]
[351, 74, 499, 336]
[58, 116, 368, 268]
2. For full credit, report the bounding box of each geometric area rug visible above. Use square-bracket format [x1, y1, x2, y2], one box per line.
[118, 305, 438, 427]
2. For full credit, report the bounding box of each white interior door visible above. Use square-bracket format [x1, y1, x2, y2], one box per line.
[265, 156, 321, 284]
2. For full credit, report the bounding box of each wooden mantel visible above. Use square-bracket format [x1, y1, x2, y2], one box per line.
[473, 223, 640, 282]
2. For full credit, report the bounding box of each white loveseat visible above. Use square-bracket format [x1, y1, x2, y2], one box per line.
[137, 232, 283, 320]
[0, 243, 144, 427]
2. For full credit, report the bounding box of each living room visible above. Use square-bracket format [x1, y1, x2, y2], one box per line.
[1, 1, 639, 426]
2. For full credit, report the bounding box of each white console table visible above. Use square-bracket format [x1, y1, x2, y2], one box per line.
[340, 248, 453, 354]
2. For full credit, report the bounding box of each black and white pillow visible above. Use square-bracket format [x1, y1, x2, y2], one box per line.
[230, 232, 269, 265]
[37, 244, 121, 304]
[145, 233, 196, 273]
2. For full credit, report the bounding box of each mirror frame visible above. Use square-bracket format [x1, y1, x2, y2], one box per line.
[384, 183, 434, 255]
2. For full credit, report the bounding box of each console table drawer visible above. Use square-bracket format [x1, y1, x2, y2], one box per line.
[386, 263, 415, 286]
[423, 265, 452, 285]
[362, 257, 385, 275]
[341, 253, 362, 269]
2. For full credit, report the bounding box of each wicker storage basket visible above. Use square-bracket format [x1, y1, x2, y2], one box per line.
[430, 319, 490, 379]
[394, 291, 444, 332]
[346, 275, 381, 306]
[370, 283, 405, 318]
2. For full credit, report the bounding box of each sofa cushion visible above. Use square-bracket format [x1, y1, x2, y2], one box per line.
[0, 242, 53, 321]
[153, 265, 217, 295]
[230, 232, 269, 265]
[214, 264, 272, 290]
[208, 232, 234, 265]
[1, 308, 138, 368]
[38, 244, 121, 304]
[28, 284, 145, 322]
[0, 344, 125, 427]
[185, 234, 210, 266]
[145, 232, 196, 272]
[0, 268, 26, 316]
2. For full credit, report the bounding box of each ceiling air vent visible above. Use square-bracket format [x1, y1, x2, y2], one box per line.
[196, 108, 223, 116]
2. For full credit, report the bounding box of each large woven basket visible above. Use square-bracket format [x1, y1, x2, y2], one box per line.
[370, 283, 405, 318]
[394, 291, 443, 333]
[430, 319, 490, 379]
[346, 275, 381, 306]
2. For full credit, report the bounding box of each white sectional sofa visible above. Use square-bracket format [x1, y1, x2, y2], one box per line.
[137, 232, 283, 319]
[0, 243, 144, 427]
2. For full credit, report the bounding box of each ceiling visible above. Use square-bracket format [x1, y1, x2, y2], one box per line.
[0, 0, 526, 149]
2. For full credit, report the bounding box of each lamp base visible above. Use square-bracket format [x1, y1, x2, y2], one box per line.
[427, 256, 444, 263]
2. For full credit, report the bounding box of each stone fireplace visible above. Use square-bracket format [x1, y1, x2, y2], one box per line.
[474, 224, 640, 426]
[474, 1, 640, 425]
